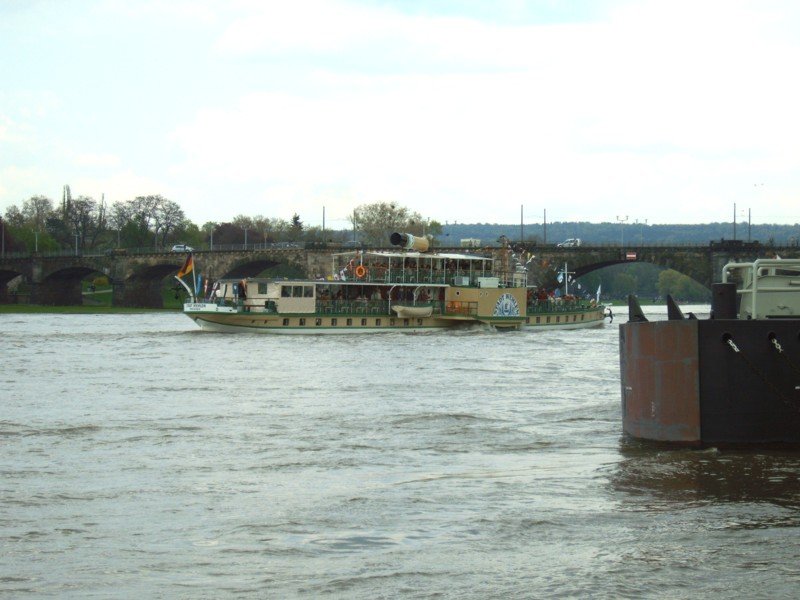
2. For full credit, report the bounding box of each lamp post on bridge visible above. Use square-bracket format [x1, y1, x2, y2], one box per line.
[616, 215, 628, 247]
[636, 218, 647, 246]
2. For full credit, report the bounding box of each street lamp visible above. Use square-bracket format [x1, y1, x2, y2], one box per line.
[636, 218, 647, 245]
[616, 215, 629, 246]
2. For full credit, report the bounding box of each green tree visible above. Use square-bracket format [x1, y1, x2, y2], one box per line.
[289, 213, 303, 241]
[613, 272, 638, 297]
[21, 195, 55, 231]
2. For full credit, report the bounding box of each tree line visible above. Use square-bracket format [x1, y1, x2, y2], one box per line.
[0, 189, 443, 253]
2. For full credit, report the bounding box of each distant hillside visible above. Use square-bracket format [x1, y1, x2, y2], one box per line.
[437, 221, 800, 246]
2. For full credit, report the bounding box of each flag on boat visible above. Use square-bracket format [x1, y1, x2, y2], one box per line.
[175, 254, 196, 299]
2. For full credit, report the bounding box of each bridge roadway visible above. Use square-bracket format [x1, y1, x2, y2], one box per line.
[0, 242, 790, 308]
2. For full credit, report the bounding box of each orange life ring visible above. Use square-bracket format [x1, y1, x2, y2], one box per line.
[355, 265, 367, 278]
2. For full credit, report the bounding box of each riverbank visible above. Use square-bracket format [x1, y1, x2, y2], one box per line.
[0, 305, 179, 314]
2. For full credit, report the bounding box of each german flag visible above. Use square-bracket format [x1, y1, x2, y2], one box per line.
[177, 254, 193, 280]
[175, 254, 196, 298]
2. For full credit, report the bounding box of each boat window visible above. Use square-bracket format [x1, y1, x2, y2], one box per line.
[346, 318, 353, 326]
[331, 318, 338, 326]
[315, 318, 322, 326]
[417, 319, 423, 326]
[281, 286, 291, 298]
[299, 318, 306, 326]
[389, 318, 395, 326]
[282, 318, 289, 326]
[376, 318, 381, 326]
[293, 285, 304, 297]
[258, 283, 268, 294]
[361, 318, 367, 326]
[304, 286, 314, 298]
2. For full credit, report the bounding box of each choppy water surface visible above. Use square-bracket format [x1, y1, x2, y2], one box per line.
[3, 308, 800, 598]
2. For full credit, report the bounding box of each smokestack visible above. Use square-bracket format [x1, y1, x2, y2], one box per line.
[390, 232, 429, 252]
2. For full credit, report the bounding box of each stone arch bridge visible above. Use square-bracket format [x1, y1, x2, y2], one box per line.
[0, 242, 791, 307]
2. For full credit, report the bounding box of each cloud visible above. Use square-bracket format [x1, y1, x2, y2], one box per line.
[4, 0, 800, 225]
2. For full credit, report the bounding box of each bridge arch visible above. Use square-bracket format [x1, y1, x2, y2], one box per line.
[117, 261, 186, 308]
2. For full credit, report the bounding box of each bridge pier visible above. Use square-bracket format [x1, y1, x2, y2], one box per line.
[29, 280, 83, 306]
[116, 279, 165, 308]
[0, 272, 18, 304]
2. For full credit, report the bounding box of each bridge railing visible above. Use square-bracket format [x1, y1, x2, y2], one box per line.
[1, 240, 789, 260]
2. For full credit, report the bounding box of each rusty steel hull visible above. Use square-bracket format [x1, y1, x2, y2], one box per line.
[620, 319, 800, 445]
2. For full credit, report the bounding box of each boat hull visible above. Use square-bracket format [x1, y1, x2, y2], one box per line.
[185, 303, 605, 334]
[523, 307, 605, 330]
[185, 304, 495, 334]
[620, 318, 800, 445]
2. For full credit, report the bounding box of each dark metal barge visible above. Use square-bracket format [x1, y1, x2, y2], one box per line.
[620, 258, 800, 446]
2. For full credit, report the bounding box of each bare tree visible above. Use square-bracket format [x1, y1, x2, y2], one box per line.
[155, 198, 186, 246]
[350, 202, 425, 246]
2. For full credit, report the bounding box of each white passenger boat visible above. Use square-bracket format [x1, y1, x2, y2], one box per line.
[181, 232, 605, 334]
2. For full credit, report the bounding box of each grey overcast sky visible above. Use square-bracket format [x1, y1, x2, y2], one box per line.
[2, 0, 799, 228]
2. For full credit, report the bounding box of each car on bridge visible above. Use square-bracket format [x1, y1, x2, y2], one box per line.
[171, 244, 194, 252]
[557, 238, 581, 247]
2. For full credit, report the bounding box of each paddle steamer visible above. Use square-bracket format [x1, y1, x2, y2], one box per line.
[182, 233, 605, 334]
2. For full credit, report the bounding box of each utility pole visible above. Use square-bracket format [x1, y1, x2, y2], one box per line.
[543, 209, 547, 245]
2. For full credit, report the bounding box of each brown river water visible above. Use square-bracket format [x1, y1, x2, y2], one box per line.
[2, 307, 800, 598]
